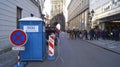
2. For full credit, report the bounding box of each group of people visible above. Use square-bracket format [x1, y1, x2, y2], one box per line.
[67, 29, 88, 40]
[100, 28, 120, 41]
[67, 28, 120, 41]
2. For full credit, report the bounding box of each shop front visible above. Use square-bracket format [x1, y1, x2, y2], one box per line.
[99, 13, 120, 31]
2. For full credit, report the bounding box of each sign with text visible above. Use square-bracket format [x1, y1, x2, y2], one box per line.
[12, 46, 25, 50]
[24, 25, 39, 32]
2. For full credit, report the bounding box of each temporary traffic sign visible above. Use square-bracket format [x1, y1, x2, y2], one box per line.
[10, 29, 27, 47]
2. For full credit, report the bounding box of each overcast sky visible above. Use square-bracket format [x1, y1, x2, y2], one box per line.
[43, 0, 51, 16]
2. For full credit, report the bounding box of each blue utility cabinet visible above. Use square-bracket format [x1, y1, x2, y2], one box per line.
[18, 17, 46, 61]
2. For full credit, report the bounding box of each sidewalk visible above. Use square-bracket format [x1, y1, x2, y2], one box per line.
[0, 43, 12, 55]
[0, 50, 17, 67]
[84, 39, 120, 54]
[0, 43, 17, 67]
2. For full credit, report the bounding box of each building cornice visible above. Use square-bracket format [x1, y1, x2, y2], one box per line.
[30, 0, 39, 7]
[67, 0, 73, 9]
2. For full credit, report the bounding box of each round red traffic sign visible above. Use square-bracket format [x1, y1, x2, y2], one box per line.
[10, 29, 27, 46]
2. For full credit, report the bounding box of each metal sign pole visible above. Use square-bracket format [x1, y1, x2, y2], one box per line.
[17, 51, 20, 66]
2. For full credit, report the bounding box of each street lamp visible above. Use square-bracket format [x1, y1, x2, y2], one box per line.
[88, 9, 94, 28]
[91, 9, 94, 16]
[89, 9, 94, 22]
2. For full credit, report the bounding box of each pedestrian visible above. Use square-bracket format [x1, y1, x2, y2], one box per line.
[84, 30, 88, 40]
[70, 30, 74, 39]
[98, 29, 102, 38]
[110, 31, 113, 40]
[76, 29, 80, 39]
[81, 30, 85, 40]
[102, 29, 107, 40]
[94, 29, 99, 40]
[73, 29, 77, 39]
[119, 29, 120, 40]
[79, 30, 82, 39]
[114, 28, 119, 41]
[89, 29, 94, 40]
[55, 22, 61, 38]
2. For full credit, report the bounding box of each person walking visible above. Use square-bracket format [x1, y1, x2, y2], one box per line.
[73, 29, 77, 39]
[89, 29, 94, 40]
[94, 29, 99, 40]
[70, 30, 74, 39]
[84, 30, 88, 40]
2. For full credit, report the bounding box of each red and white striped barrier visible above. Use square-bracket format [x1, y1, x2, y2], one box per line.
[48, 34, 55, 60]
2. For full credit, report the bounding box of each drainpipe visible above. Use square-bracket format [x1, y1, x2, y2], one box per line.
[37, 0, 44, 20]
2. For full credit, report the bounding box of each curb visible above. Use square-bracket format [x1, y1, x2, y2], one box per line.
[83, 40, 120, 55]
[0, 47, 12, 55]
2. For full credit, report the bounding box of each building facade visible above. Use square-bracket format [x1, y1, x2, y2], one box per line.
[50, 0, 65, 31]
[90, 0, 120, 31]
[39, 0, 45, 10]
[67, 0, 89, 30]
[0, 0, 43, 48]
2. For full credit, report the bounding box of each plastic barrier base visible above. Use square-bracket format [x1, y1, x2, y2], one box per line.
[13, 62, 27, 67]
[48, 56, 55, 60]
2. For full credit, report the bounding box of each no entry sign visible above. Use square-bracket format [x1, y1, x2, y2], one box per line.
[10, 29, 27, 47]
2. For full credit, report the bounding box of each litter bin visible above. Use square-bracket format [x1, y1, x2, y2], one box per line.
[18, 17, 46, 61]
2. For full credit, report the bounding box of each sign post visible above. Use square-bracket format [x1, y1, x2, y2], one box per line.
[10, 29, 27, 67]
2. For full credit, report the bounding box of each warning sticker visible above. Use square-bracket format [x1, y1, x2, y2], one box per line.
[43, 26, 45, 32]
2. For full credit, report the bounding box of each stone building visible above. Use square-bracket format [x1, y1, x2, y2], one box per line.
[0, 0, 44, 48]
[67, 0, 89, 30]
[90, 0, 120, 31]
[50, 0, 65, 31]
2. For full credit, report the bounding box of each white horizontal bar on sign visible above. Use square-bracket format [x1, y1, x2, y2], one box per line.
[23, 25, 39, 32]
[12, 46, 25, 51]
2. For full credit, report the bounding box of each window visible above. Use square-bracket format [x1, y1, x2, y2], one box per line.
[16, 7, 22, 29]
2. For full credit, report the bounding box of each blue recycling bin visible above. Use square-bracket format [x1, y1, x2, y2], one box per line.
[18, 17, 46, 61]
